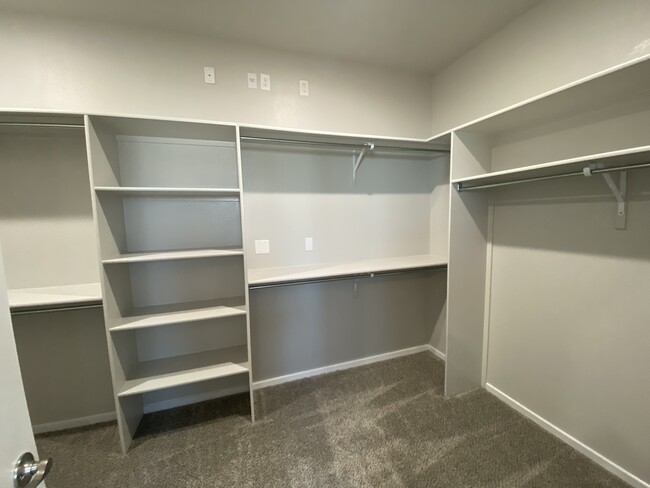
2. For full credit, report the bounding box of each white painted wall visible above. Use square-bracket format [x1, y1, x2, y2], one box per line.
[0, 12, 433, 139]
[430, 0, 650, 135]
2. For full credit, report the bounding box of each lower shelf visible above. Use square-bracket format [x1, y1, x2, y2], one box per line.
[118, 347, 249, 397]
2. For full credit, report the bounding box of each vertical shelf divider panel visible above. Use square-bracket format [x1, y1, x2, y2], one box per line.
[235, 126, 255, 423]
[445, 131, 491, 397]
[85, 115, 251, 453]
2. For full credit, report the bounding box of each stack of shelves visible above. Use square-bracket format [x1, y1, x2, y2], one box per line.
[85, 115, 253, 453]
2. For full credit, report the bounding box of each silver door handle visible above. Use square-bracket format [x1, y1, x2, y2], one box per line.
[14, 452, 52, 488]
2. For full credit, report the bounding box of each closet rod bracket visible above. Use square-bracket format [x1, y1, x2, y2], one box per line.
[353, 142, 375, 182]
[584, 166, 627, 230]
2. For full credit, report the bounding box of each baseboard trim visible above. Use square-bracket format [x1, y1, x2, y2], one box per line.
[32, 346, 446, 434]
[424, 344, 446, 361]
[485, 383, 649, 488]
[253, 344, 439, 390]
[32, 411, 117, 434]
[143, 385, 249, 414]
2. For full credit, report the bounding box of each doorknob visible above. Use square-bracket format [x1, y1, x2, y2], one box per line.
[13, 452, 52, 488]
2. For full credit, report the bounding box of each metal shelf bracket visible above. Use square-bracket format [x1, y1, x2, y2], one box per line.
[353, 142, 375, 182]
[584, 165, 627, 230]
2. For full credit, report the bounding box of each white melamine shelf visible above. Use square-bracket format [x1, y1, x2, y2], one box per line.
[94, 186, 240, 197]
[8, 283, 102, 312]
[102, 248, 243, 264]
[109, 297, 247, 331]
[453, 145, 650, 191]
[117, 349, 249, 397]
[451, 56, 650, 137]
[248, 255, 448, 286]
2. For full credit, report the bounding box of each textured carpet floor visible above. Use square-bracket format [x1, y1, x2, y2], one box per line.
[36, 352, 630, 487]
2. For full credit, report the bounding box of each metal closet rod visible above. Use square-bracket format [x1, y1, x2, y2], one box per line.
[456, 160, 650, 192]
[11, 303, 103, 316]
[240, 135, 449, 154]
[248, 265, 446, 290]
[0, 122, 84, 129]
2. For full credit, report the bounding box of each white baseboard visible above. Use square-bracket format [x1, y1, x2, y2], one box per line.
[33, 346, 445, 434]
[143, 385, 249, 414]
[253, 344, 439, 390]
[424, 344, 446, 361]
[33, 411, 116, 434]
[485, 383, 649, 488]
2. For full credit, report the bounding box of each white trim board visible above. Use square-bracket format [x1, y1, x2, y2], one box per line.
[425, 344, 446, 362]
[32, 411, 117, 435]
[32, 386, 251, 434]
[253, 344, 445, 390]
[485, 383, 649, 488]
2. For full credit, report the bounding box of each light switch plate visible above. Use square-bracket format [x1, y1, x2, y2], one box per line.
[255, 239, 270, 254]
[299, 80, 309, 96]
[260, 73, 271, 91]
[305, 237, 314, 251]
[247, 72, 258, 89]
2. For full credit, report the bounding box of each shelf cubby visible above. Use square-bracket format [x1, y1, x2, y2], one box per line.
[94, 191, 242, 259]
[117, 346, 249, 397]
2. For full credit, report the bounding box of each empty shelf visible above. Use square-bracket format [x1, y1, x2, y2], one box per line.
[94, 186, 240, 197]
[117, 347, 249, 397]
[8, 283, 102, 312]
[452, 145, 650, 191]
[118, 362, 248, 397]
[110, 297, 247, 331]
[103, 248, 243, 264]
[248, 254, 447, 287]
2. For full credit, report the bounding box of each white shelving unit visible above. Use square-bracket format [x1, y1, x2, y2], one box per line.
[85, 115, 253, 453]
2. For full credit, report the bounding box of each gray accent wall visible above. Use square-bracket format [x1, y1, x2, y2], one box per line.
[250, 269, 447, 382]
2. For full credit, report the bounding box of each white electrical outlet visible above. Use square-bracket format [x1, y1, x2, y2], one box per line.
[254, 239, 270, 254]
[247, 72, 258, 89]
[260, 73, 271, 91]
[299, 80, 309, 96]
[305, 237, 314, 252]
[204, 66, 215, 84]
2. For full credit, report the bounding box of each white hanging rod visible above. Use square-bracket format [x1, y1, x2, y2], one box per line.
[0, 122, 84, 129]
[240, 135, 449, 154]
[11, 303, 103, 316]
[248, 264, 446, 290]
[455, 160, 650, 192]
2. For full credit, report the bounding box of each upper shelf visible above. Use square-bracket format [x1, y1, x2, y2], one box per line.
[447, 56, 650, 138]
[248, 254, 447, 287]
[8, 283, 102, 312]
[453, 145, 650, 191]
[94, 187, 240, 197]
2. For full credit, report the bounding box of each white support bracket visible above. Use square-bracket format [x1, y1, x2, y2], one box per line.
[353, 142, 375, 182]
[584, 166, 627, 230]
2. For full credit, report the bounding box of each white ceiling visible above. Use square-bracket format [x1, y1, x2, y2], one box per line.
[1, 0, 542, 74]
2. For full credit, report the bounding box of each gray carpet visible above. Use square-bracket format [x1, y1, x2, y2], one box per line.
[36, 352, 629, 487]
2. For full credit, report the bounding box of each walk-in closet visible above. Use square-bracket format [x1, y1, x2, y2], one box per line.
[0, 1, 648, 487]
